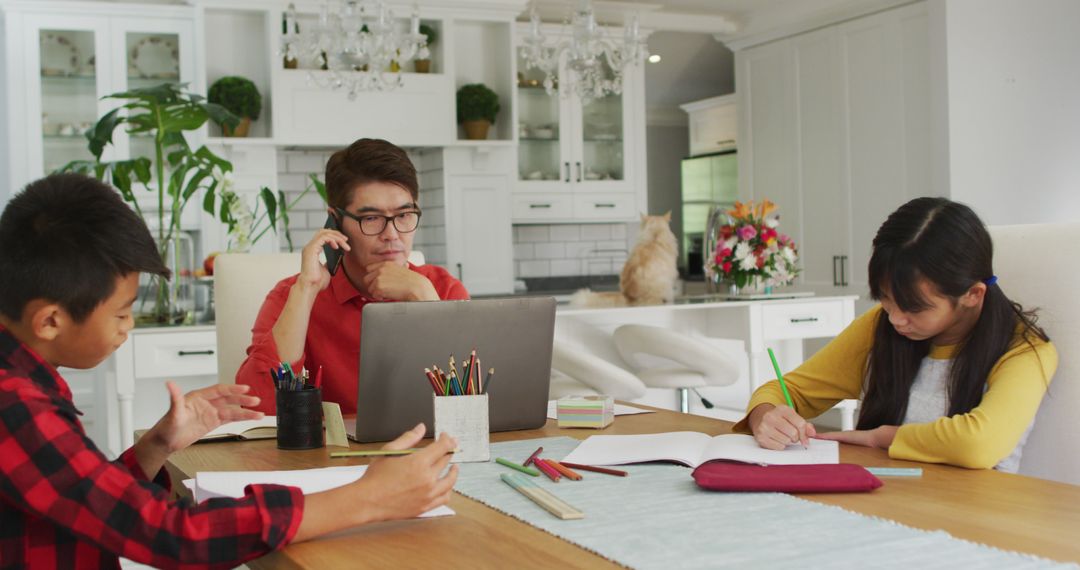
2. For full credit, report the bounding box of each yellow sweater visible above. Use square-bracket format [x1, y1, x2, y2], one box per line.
[732, 306, 1057, 469]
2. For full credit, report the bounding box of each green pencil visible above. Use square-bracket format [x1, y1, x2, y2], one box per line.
[767, 347, 795, 409]
[496, 457, 541, 477]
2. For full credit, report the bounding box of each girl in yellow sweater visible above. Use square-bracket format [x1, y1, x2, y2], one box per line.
[735, 198, 1056, 471]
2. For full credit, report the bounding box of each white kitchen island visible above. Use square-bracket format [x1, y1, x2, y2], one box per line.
[556, 294, 860, 426]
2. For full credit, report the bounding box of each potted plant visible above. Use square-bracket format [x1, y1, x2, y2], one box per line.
[208, 76, 262, 137]
[414, 24, 437, 73]
[57, 83, 307, 325]
[456, 83, 500, 140]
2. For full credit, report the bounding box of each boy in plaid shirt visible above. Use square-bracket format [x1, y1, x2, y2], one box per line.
[0, 174, 458, 569]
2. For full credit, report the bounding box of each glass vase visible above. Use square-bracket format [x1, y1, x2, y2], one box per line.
[136, 233, 195, 326]
[703, 205, 727, 294]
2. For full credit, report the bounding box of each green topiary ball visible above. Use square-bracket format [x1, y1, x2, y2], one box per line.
[208, 76, 262, 121]
[456, 83, 500, 124]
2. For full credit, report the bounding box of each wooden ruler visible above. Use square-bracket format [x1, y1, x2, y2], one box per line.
[500, 473, 585, 520]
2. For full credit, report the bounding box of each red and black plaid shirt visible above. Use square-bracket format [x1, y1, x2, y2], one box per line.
[0, 326, 304, 569]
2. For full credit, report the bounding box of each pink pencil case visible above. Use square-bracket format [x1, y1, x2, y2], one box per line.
[692, 461, 883, 493]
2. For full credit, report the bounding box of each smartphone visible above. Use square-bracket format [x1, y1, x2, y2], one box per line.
[322, 214, 344, 276]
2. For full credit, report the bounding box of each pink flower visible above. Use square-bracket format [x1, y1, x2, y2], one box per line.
[719, 247, 732, 259]
[736, 225, 757, 241]
[722, 261, 732, 273]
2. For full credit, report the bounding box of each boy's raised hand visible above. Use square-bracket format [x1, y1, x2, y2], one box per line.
[153, 382, 264, 453]
[351, 423, 458, 522]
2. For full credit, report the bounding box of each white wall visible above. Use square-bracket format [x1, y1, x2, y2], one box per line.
[646, 124, 689, 251]
[940, 0, 1080, 224]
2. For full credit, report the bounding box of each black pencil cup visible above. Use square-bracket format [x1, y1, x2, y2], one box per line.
[276, 388, 324, 450]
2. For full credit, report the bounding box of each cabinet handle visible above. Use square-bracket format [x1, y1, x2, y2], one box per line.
[178, 349, 214, 356]
[456, 263, 463, 280]
[529, 203, 552, 209]
[832, 256, 839, 286]
[789, 317, 820, 324]
[564, 162, 570, 182]
[840, 255, 849, 287]
[575, 161, 582, 182]
[594, 203, 616, 208]
[716, 139, 735, 146]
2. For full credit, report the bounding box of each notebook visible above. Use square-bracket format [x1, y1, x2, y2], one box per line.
[560, 432, 839, 468]
[352, 297, 556, 443]
[189, 465, 453, 518]
[197, 417, 277, 442]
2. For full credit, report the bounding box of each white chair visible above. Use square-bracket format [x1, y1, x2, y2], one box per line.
[213, 253, 302, 384]
[549, 319, 647, 400]
[613, 324, 741, 413]
[989, 223, 1079, 485]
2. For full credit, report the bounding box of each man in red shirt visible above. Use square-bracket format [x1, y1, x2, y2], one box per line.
[0, 174, 457, 568]
[236, 138, 469, 414]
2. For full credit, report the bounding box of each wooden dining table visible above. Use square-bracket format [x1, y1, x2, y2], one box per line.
[165, 405, 1080, 568]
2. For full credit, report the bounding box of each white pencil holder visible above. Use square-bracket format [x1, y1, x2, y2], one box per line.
[433, 394, 490, 463]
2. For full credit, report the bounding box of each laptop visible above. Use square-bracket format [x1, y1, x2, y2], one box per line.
[349, 297, 556, 443]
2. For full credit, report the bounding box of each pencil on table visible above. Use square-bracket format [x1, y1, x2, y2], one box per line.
[533, 458, 562, 482]
[546, 459, 583, 481]
[558, 462, 629, 477]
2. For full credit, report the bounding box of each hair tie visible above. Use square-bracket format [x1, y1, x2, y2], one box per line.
[983, 275, 998, 286]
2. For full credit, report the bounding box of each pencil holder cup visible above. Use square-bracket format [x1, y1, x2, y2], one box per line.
[276, 388, 324, 450]
[433, 394, 490, 463]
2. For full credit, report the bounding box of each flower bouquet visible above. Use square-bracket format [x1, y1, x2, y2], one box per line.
[706, 200, 799, 293]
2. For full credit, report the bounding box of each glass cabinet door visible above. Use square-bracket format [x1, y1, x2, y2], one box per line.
[38, 28, 103, 175]
[121, 28, 184, 171]
[516, 50, 565, 185]
[577, 92, 625, 185]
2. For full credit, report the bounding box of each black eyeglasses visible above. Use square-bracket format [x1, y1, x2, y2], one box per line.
[335, 207, 422, 236]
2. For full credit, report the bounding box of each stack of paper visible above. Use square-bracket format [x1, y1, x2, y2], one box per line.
[186, 465, 454, 518]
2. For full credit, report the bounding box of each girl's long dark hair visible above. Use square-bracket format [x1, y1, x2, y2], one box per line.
[857, 197, 1049, 429]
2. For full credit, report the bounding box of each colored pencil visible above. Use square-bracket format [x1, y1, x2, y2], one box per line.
[866, 467, 923, 477]
[424, 367, 443, 395]
[767, 348, 795, 409]
[523, 445, 543, 467]
[558, 462, 629, 477]
[546, 459, 583, 481]
[496, 457, 541, 477]
[330, 448, 459, 458]
[533, 457, 562, 482]
[500, 473, 584, 520]
[482, 368, 496, 394]
[314, 365, 323, 389]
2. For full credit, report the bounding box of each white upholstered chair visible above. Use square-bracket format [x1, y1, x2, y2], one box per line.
[549, 319, 647, 400]
[213, 253, 302, 384]
[612, 324, 741, 413]
[989, 223, 1079, 485]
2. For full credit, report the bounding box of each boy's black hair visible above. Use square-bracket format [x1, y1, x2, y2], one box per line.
[0, 173, 169, 323]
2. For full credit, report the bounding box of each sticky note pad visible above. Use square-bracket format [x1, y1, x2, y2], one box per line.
[557, 395, 614, 429]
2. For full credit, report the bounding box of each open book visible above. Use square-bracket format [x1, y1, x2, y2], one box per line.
[198, 417, 278, 442]
[186, 465, 453, 518]
[560, 432, 839, 468]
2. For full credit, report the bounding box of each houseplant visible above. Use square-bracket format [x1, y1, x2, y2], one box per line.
[208, 76, 262, 137]
[57, 83, 301, 325]
[705, 199, 799, 295]
[456, 83, 500, 140]
[414, 24, 437, 73]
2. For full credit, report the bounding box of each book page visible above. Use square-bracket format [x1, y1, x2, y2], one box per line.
[560, 432, 713, 467]
[701, 434, 839, 465]
[201, 416, 278, 441]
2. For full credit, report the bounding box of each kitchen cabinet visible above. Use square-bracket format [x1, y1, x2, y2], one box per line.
[443, 147, 514, 295]
[735, 2, 931, 302]
[512, 23, 647, 223]
[680, 94, 737, 157]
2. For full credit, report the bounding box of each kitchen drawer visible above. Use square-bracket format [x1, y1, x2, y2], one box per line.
[761, 301, 846, 340]
[573, 193, 636, 220]
[512, 193, 574, 220]
[133, 330, 218, 379]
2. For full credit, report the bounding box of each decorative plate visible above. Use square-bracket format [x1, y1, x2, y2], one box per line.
[40, 33, 80, 76]
[130, 36, 179, 79]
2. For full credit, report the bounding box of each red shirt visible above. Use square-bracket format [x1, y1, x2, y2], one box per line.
[0, 326, 303, 569]
[236, 263, 469, 414]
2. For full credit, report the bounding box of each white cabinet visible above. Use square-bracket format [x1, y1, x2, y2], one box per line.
[0, 1, 196, 197]
[512, 23, 647, 223]
[442, 146, 514, 295]
[680, 94, 737, 157]
[735, 2, 931, 301]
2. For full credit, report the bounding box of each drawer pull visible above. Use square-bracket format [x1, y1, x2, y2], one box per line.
[177, 349, 215, 356]
[529, 203, 552, 209]
[789, 317, 819, 324]
[594, 203, 616, 208]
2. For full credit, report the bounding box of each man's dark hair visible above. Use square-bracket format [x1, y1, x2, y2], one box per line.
[0, 173, 168, 323]
[324, 138, 419, 209]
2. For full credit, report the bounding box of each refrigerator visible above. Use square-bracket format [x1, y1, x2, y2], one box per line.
[680, 150, 738, 278]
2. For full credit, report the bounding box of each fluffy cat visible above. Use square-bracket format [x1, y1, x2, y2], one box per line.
[570, 212, 679, 307]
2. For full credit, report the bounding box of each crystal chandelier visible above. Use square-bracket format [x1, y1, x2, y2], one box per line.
[519, 0, 648, 103]
[282, 1, 430, 99]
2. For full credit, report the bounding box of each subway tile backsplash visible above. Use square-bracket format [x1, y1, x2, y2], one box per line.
[278, 148, 637, 281]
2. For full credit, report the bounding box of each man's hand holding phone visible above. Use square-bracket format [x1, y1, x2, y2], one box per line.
[297, 216, 350, 294]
